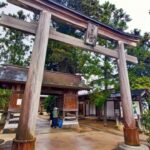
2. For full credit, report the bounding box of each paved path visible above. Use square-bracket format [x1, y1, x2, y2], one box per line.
[35, 130, 123, 150]
[36, 117, 51, 134]
[0, 117, 148, 150]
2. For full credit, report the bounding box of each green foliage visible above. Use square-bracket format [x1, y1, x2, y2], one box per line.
[51, 0, 132, 107]
[99, 2, 131, 31]
[130, 77, 150, 91]
[128, 32, 150, 91]
[146, 97, 150, 105]
[76, 1, 131, 92]
[0, 10, 32, 66]
[90, 91, 111, 108]
[53, 0, 101, 20]
[45, 40, 79, 73]
[0, 88, 12, 110]
[2, 0, 147, 110]
[142, 110, 150, 143]
[44, 95, 56, 113]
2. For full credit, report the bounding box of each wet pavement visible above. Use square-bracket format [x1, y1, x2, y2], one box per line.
[36, 117, 51, 134]
[35, 128, 127, 150]
[35, 130, 123, 150]
[0, 117, 148, 150]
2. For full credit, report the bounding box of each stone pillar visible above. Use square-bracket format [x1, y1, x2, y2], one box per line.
[117, 41, 140, 146]
[12, 11, 51, 150]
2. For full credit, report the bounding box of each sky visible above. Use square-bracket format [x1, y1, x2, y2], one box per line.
[101, 0, 150, 34]
[0, 0, 150, 34]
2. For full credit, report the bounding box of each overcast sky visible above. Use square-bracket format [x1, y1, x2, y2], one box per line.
[0, 0, 150, 34]
[101, 0, 150, 33]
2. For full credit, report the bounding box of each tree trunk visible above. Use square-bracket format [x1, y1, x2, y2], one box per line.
[103, 56, 109, 126]
[103, 101, 107, 126]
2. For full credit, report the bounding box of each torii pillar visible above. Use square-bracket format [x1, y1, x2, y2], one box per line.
[118, 41, 140, 146]
[12, 11, 51, 150]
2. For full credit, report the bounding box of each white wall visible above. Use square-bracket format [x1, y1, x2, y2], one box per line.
[89, 103, 96, 115]
[86, 103, 89, 116]
[107, 101, 114, 119]
[133, 101, 141, 118]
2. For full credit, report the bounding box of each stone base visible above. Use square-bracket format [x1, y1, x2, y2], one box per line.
[0, 139, 5, 145]
[11, 138, 36, 150]
[62, 120, 79, 128]
[117, 143, 149, 150]
[124, 127, 140, 146]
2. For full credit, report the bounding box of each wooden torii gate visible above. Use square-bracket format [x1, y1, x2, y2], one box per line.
[0, 0, 141, 149]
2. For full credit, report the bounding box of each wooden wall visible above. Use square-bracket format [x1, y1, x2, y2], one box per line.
[8, 91, 24, 112]
[63, 91, 78, 111]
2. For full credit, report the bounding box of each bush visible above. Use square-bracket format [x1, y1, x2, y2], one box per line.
[44, 95, 56, 113]
[142, 110, 150, 143]
[0, 88, 12, 110]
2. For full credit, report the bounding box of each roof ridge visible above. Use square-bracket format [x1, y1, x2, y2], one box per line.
[44, 0, 140, 39]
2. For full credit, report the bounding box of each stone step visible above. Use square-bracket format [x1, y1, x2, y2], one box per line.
[3, 122, 18, 134]
[12, 113, 20, 118]
[9, 118, 19, 124]
[62, 120, 79, 128]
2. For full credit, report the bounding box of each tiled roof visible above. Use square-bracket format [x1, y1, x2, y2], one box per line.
[0, 65, 89, 90]
[110, 89, 150, 98]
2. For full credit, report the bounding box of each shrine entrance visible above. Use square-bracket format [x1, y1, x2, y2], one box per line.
[0, 0, 143, 149]
[0, 65, 88, 132]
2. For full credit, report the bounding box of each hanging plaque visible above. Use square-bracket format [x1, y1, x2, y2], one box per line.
[85, 23, 98, 46]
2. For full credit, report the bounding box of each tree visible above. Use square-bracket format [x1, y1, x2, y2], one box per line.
[0, 10, 32, 66]
[46, 0, 131, 123]
[77, 2, 131, 123]
[99, 2, 131, 31]
[128, 31, 150, 143]
[44, 95, 56, 113]
[53, 0, 101, 20]
[1, 1, 145, 124]
[128, 31, 150, 91]
[45, 40, 80, 73]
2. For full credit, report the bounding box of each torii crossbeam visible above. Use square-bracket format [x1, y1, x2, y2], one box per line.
[0, 0, 143, 149]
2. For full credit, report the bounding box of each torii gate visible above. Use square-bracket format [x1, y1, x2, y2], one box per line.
[0, 0, 142, 149]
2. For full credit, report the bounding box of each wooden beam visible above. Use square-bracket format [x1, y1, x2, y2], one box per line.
[0, 14, 37, 34]
[0, 14, 138, 63]
[7, 0, 139, 46]
[50, 29, 138, 63]
[98, 29, 137, 47]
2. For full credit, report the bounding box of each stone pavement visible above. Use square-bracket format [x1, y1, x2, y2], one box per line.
[0, 131, 123, 150]
[0, 117, 149, 150]
[35, 130, 123, 150]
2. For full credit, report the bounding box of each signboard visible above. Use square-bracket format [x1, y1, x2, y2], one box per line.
[85, 23, 98, 46]
[17, 99, 22, 105]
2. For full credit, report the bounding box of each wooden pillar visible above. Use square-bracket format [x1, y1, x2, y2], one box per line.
[117, 41, 140, 146]
[12, 11, 51, 150]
